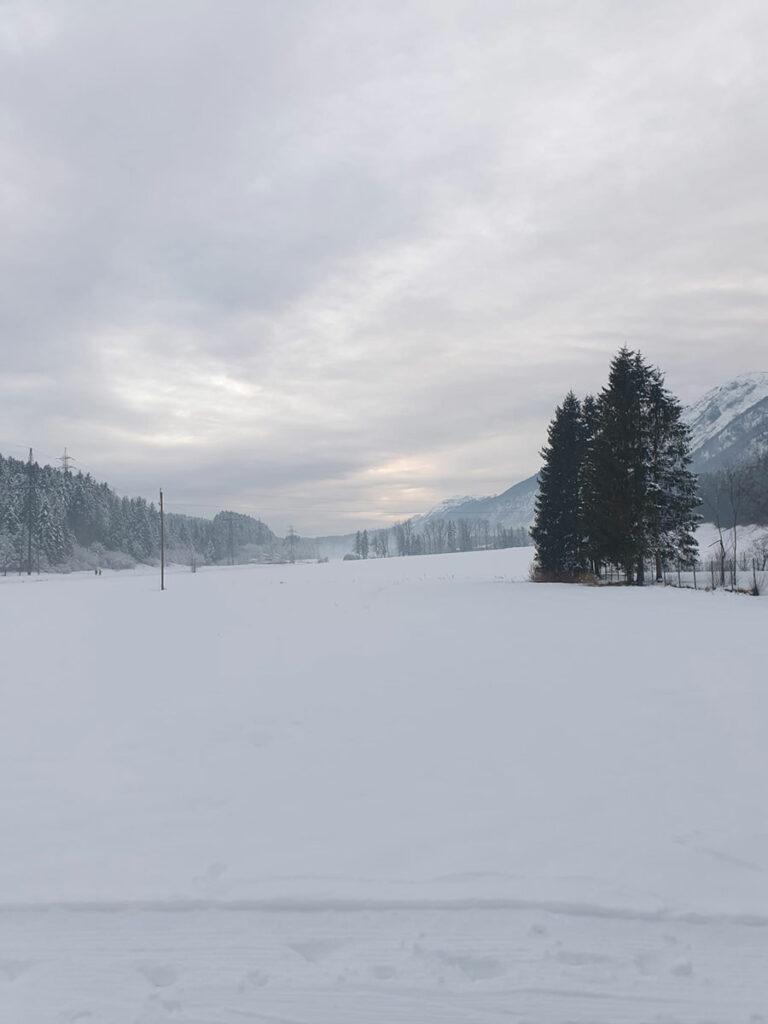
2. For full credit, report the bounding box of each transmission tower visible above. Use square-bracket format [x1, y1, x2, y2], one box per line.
[59, 447, 76, 473]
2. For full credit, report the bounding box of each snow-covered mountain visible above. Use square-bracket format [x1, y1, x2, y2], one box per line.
[683, 371, 768, 472]
[414, 473, 539, 532]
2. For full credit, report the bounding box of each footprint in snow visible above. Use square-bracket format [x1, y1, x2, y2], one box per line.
[250, 729, 272, 748]
[289, 939, 344, 964]
[0, 960, 30, 981]
[371, 964, 397, 981]
[555, 949, 615, 967]
[192, 861, 227, 892]
[670, 958, 694, 977]
[438, 952, 506, 981]
[137, 962, 178, 988]
[245, 969, 270, 988]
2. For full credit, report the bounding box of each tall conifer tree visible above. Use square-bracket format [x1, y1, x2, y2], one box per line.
[531, 391, 587, 577]
[644, 367, 699, 577]
[587, 348, 649, 581]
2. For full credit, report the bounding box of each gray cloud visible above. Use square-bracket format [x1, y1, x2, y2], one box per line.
[1, 0, 767, 533]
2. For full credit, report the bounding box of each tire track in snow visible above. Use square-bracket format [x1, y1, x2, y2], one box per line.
[2, 895, 767, 928]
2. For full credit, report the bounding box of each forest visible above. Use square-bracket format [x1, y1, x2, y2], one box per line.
[0, 453, 274, 573]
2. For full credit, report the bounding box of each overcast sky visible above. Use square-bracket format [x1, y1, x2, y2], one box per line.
[1, 1, 766, 534]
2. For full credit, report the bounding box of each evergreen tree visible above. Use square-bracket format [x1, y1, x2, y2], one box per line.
[644, 367, 699, 577]
[560, 348, 698, 584]
[579, 393, 601, 574]
[586, 348, 650, 581]
[531, 391, 587, 577]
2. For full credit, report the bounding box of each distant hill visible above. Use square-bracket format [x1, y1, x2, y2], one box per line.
[415, 473, 539, 532]
[313, 476, 537, 559]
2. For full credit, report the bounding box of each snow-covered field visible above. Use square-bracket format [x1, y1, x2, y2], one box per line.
[1, 548, 767, 1023]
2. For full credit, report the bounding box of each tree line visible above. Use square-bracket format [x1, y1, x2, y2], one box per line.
[347, 519, 529, 560]
[393, 517, 529, 557]
[698, 450, 768, 529]
[0, 452, 274, 573]
[532, 348, 699, 584]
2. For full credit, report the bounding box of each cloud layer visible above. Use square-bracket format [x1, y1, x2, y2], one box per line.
[1, 0, 767, 533]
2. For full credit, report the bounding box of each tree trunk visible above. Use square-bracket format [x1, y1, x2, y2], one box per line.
[636, 559, 645, 586]
[655, 551, 662, 582]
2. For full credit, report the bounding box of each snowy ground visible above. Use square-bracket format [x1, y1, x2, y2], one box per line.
[1, 548, 767, 1022]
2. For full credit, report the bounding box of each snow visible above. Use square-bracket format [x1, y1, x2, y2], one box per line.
[683, 370, 768, 451]
[414, 494, 479, 523]
[2, 549, 767, 1022]
[696, 520, 766, 556]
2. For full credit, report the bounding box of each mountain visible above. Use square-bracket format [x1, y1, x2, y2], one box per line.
[415, 473, 539, 531]
[683, 371, 768, 472]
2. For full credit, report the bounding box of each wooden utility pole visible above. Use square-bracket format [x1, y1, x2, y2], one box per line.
[26, 448, 34, 576]
[160, 488, 165, 591]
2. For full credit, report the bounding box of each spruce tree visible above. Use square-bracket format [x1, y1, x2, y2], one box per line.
[580, 393, 601, 575]
[645, 367, 699, 577]
[579, 348, 698, 583]
[587, 348, 650, 582]
[531, 391, 587, 578]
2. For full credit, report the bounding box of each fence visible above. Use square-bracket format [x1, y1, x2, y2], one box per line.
[599, 557, 766, 595]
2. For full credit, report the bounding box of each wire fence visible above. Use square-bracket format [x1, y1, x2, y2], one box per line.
[599, 557, 767, 595]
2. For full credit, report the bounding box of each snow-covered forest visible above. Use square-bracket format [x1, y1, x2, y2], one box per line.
[0, 453, 274, 572]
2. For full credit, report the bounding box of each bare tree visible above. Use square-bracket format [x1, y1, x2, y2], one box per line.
[724, 467, 745, 589]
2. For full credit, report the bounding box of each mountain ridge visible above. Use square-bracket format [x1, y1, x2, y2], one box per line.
[682, 371, 768, 472]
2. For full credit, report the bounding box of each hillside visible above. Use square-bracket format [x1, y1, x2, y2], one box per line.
[0, 452, 275, 572]
[683, 371, 768, 471]
[415, 473, 539, 531]
[2, 550, 767, 1021]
